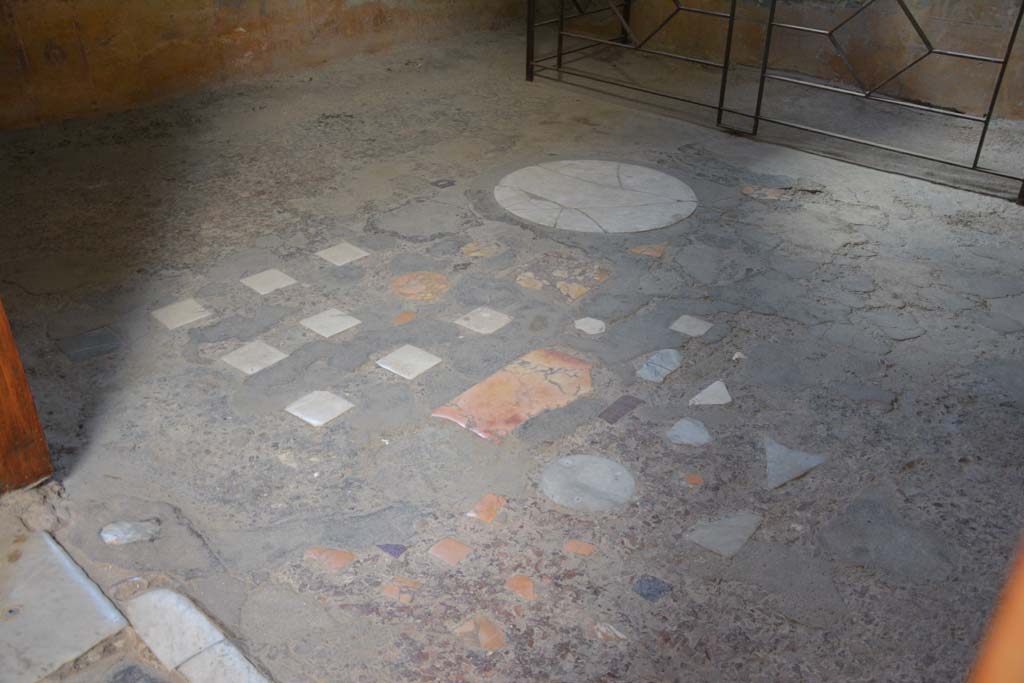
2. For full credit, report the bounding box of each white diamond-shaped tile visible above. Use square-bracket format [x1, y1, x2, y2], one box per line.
[178, 640, 269, 683]
[286, 390, 354, 426]
[763, 436, 826, 489]
[670, 314, 713, 337]
[221, 341, 288, 375]
[317, 241, 370, 266]
[300, 308, 361, 338]
[121, 589, 225, 669]
[376, 344, 442, 379]
[689, 380, 731, 405]
[152, 298, 211, 330]
[494, 160, 697, 233]
[685, 511, 762, 558]
[240, 268, 297, 295]
[2, 530, 127, 683]
[454, 306, 512, 335]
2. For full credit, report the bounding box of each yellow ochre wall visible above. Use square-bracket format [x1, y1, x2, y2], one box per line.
[0, 0, 520, 129]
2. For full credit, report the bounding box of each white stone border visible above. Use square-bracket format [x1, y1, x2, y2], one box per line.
[121, 588, 269, 683]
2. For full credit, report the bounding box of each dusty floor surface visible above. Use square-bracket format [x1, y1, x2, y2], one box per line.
[2, 28, 1024, 683]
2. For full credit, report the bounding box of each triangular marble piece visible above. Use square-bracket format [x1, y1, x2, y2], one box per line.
[763, 436, 825, 489]
[685, 511, 762, 557]
[689, 380, 731, 405]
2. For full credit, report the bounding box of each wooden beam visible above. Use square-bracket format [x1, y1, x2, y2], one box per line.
[971, 543, 1024, 683]
[0, 297, 52, 492]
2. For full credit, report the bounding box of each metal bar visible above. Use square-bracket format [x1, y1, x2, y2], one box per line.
[677, 4, 731, 19]
[893, 0, 933, 51]
[533, 41, 606, 64]
[866, 49, 931, 96]
[830, 0, 878, 35]
[532, 62, 720, 110]
[973, 0, 1024, 169]
[605, 0, 639, 45]
[773, 22, 829, 35]
[557, 0, 566, 68]
[535, 4, 620, 28]
[931, 48, 1003, 64]
[829, 32, 868, 92]
[756, 114, 1022, 181]
[752, 0, 779, 135]
[716, 0, 739, 127]
[620, 0, 633, 43]
[765, 73, 987, 122]
[637, 8, 678, 49]
[561, 31, 725, 68]
[526, 0, 536, 81]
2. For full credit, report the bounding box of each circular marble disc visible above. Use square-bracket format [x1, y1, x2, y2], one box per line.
[540, 454, 636, 512]
[494, 160, 697, 233]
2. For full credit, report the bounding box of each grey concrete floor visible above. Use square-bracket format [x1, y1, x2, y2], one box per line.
[2, 27, 1024, 683]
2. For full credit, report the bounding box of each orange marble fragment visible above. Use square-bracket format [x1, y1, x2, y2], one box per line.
[390, 271, 449, 301]
[742, 186, 788, 200]
[686, 473, 704, 486]
[392, 310, 416, 325]
[505, 574, 537, 601]
[563, 539, 595, 556]
[467, 493, 506, 523]
[429, 537, 472, 566]
[455, 615, 506, 651]
[304, 547, 356, 571]
[556, 281, 589, 300]
[381, 575, 421, 603]
[629, 243, 667, 258]
[462, 242, 500, 258]
[432, 349, 593, 442]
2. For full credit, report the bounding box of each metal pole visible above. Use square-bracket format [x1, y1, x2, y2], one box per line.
[621, 0, 633, 44]
[973, 0, 1024, 170]
[751, 0, 779, 136]
[557, 0, 566, 69]
[526, 0, 536, 81]
[716, 0, 739, 127]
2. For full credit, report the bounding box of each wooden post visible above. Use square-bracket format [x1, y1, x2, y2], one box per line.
[971, 542, 1024, 683]
[0, 297, 52, 492]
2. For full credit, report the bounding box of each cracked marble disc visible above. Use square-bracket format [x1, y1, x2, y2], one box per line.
[494, 160, 697, 233]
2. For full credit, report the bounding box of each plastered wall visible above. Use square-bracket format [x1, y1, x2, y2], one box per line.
[0, 0, 520, 129]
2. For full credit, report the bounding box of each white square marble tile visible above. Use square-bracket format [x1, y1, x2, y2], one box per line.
[152, 298, 211, 330]
[317, 241, 370, 266]
[221, 341, 288, 375]
[4, 531, 127, 683]
[454, 306, 512, 335]
[286, 390, 354, 426]
[300, 308, 361, 338]
[240, 268, 297, 295]
[376, 344, 441, 379]
[670, 314, 713, 337]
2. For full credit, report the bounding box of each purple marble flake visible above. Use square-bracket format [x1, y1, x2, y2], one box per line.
[378, 544, 407, 558]
[599, 395, 643, 424]
[633, 574, 673, 602]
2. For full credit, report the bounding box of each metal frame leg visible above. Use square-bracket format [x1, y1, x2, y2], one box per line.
[716, 0, 738, 128]
[526, 0, 536, 81]
[751, 0, 779, 136]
